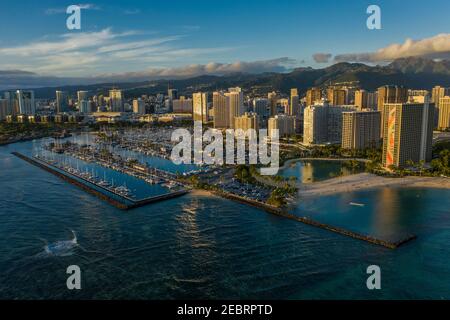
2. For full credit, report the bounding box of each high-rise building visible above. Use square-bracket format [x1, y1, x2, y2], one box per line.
[288, 88, 300, 116]
[172, 96, 193, 114]
[382, 101, 434, 168]
[3, 92, 17, 115]
[354, 90, 377, 110]
[226, 87, 244, 128]
[0, 99, 8, 120]
[268, 91, 278, 116]
[16, 90, 35, 115]
[306, 87, 322, 107]
[79, 100, 90, 113]
[77, 91, 89, 102]
[431, 86, 450, 109]
[234, 112, 259, 131]
[56, 91, 69, 113]
[167, 88, 178, 112]
[327, 88, 347, 105]
[279, 98, 289, 113]
[303, 102, 355, 145]
[438, 96, 450, 130]
[109, 89, 124, 112]
[132, 98, 146, 115]
[268, 114, 296, 138]
[252, 98, 269, 118]
[213, 91, 230, 128]
[342, 111, 381, 150]
[377, 85, 408, 137]
[193, 92, 208, 123]
[168, 88, 178, 101]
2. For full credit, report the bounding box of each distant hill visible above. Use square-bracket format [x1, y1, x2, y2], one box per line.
[17, 57, 450, 98]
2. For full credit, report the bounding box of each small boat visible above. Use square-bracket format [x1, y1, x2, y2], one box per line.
[349, 202, 365, 207]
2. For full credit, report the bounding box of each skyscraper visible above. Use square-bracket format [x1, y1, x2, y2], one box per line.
[79, 100, 90, 113]
[431, 86, 450, 109]
[167, 88, 178, 112]
[377, 85, 408, 132]
[268, 91, 278, 116]
[354, 89, 377, 110]
[132, 98, 146, 115]
[303, 102, 355, 145]
[168, 88, 178, 101]
[327, 88, 347, 105]
[438, 96, 450, 130]
[193, 92, 208, 123]
[268, 114, 296, 138]
[234, 112, 259, 131]
[0, 99, 8, 120]
[306, 87, 322, 107]
[226, 87, 244, 128]
[109, 89, 124, 112]
[342, 111, 381, 150]
[77, 91, 89, 102]
[288, 88, 300, 116]
[173, 96, 193, 114]
[16, 90, 35, 115]
[382, 101, 434, 168]
[213, 91, 230, 128]
[252, 98, 269, 118]
[56, 91, 69, 113]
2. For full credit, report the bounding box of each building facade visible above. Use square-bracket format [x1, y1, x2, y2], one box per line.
[382, 102, 434, 168]
[342, 111, 381, 150]
[193, 92, 208, 123]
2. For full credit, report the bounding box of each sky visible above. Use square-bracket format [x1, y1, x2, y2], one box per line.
[0, 0, 449, 81]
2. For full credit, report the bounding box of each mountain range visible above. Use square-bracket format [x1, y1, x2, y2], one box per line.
[1, 57, 449, 98]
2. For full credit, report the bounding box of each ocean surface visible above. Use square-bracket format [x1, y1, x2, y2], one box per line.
[1, 137, 450, 299]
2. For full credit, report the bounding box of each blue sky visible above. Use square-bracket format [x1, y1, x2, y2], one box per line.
[0, 0, 449, 77]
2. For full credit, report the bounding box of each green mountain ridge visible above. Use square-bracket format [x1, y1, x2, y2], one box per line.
[26, 57, 450, 98]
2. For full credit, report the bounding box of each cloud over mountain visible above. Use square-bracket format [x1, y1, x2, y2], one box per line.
[334, 33, 450, 63]
[313, 53, 332, 63]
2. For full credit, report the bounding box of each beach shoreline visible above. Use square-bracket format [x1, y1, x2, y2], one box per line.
[280, 157, 369, 171]
[297, 172, 450, 198]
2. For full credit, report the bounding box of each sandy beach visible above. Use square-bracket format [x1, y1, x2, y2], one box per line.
[190, 189, 215, 197]
[298, 172, 450, 198]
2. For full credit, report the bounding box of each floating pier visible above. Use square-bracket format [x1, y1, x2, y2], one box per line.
[12, 152, 189, 210]
[212, 190, 417, 249]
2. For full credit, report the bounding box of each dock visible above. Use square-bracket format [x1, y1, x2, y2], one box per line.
[12, 152, 189, 210]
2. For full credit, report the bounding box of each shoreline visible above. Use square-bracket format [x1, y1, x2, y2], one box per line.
[279, 157, 369, 171]
[298, 172, 450, 198]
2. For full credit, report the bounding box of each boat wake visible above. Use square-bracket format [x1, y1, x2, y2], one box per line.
[40, 230, 78, 257]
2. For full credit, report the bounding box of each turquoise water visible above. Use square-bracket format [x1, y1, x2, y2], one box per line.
[280, 159, 364, 183]
[1, 138, 450, 299]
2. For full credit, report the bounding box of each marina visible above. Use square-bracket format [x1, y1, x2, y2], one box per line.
[12, 152, 189, 210]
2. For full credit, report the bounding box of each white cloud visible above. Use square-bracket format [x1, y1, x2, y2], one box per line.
[312, 53, 332, 63]
[98, 57, 297, 79]
[335, 33, 450, 63]
[0, 28, 239, 76]
[124, 9, 141, 15]
[0, 57, 297, 89]
[45, 3, 101, 15]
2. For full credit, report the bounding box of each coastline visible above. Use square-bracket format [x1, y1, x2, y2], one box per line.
[298, 172, 450, 198]
[279, 157, 369, 171]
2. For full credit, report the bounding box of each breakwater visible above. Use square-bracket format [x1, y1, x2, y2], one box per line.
[12, 152, 189, 210]
[211, 189, 416, 249]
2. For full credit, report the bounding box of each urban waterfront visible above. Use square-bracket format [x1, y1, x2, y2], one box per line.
[1, 138, 450, 299]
